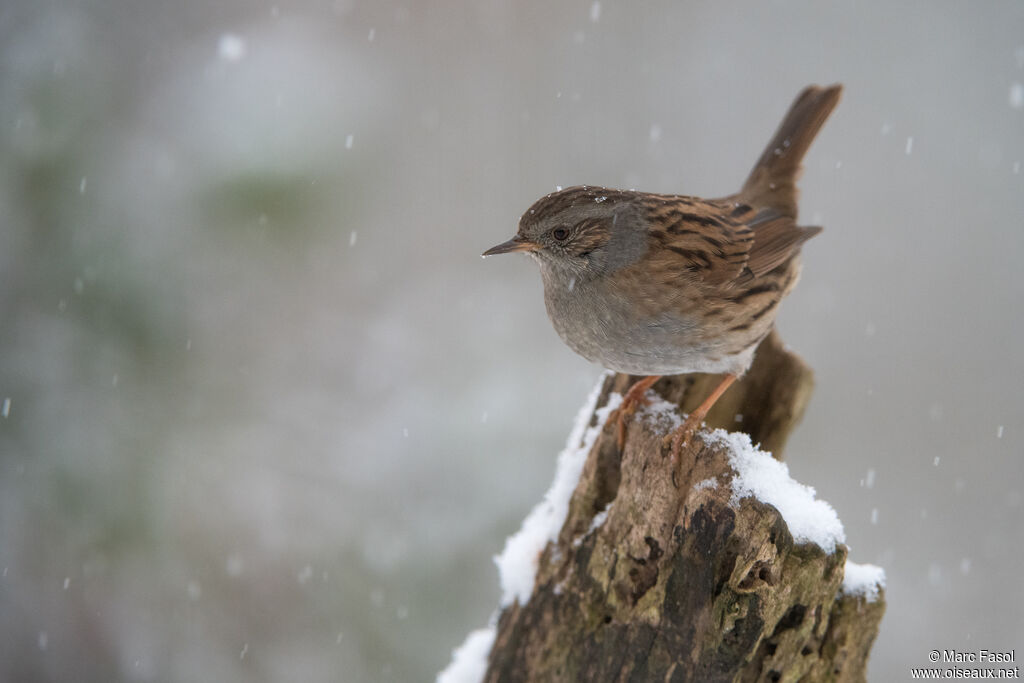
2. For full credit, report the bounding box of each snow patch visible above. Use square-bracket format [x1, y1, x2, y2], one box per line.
[436, 627, 496, 683]
[841, 561, 886, 602]
[693, 477, 718, 492]
[707, 430, 846, 554]
[493, 373, 616, 607]
[637, 395, 683, 429]
[573, 502, 613, 549]
[587, 502, 612, 533]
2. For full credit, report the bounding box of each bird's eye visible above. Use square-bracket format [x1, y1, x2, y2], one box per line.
[551, 227, 569, 241]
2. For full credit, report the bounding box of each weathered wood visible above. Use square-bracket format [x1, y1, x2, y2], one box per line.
[484, 331, 883, 682]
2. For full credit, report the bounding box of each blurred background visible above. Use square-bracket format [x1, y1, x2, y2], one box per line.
[1, 0, 1022, 680]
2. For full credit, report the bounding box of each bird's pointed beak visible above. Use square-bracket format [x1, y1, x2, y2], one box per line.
[482, 236, 540, 256]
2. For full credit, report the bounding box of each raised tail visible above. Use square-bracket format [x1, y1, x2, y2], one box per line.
[739, 84, 842, 218]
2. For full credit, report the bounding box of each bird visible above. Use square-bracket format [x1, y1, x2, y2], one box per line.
[483, 84, 842, 459]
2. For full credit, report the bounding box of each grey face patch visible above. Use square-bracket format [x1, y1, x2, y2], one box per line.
[518, 188, 647, 281]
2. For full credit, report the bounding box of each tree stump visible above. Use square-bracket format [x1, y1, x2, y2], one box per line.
[482, 331, 884, 682]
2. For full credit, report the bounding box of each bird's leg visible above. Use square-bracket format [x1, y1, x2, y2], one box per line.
[609, 375, 662, 449]
[669, 373, 738, 462]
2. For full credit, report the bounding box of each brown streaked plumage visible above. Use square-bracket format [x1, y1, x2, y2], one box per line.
[484, 84, 842, 456]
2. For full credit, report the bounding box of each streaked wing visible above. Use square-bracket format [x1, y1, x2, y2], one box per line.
[643, 197, 820, 287]
[642, 197, 754, 286]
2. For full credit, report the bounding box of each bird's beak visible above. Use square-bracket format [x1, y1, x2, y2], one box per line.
[482, 236, 540, 256]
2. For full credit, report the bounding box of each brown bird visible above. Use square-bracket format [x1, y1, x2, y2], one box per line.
[484, 84, 842, 458]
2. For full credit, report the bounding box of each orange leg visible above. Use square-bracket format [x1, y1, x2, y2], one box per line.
[609, 375, 662, 449]
[670, 373, 738, 461]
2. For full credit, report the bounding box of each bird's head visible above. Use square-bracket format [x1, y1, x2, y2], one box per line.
[483, 186, 644, 279]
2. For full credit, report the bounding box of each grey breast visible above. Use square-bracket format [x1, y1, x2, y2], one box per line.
[539, 269, 727, 376]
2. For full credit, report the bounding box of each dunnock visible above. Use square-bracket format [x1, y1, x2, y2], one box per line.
[485, 84, 841, 457]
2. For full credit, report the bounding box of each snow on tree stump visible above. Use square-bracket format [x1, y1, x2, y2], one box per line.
[439, 331, 885, 683]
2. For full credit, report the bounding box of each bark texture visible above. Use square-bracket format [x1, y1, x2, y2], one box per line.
[484, 331, 884, 682]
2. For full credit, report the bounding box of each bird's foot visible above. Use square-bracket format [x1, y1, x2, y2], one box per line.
[608, 375, 662, 449]
[666, 413, 704, 465]
[664, 372, 738, 464]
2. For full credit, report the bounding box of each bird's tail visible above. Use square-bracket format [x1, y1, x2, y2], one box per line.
[739, 84, 842, 218]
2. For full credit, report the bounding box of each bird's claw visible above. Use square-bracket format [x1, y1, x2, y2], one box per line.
[606, 376, 661, 450]
[610, 395, 647, 449]
[667, 414, 703, 465]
